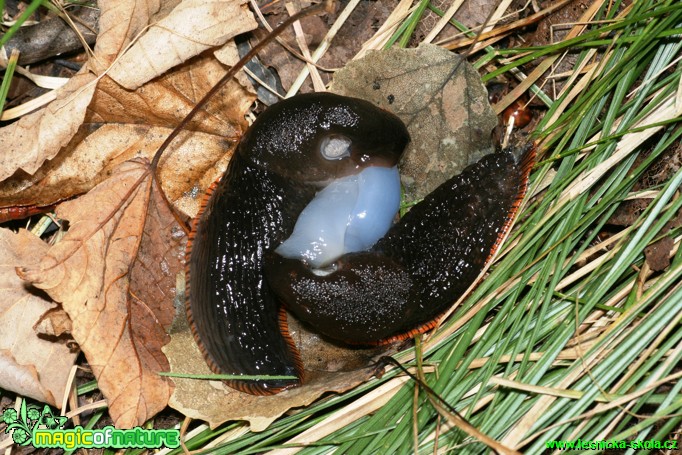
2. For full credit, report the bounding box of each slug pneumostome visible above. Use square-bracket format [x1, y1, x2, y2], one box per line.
[186, 92, 533, 395]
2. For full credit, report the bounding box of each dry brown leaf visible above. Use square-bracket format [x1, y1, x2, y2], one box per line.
[330, 44, 497, 201]
[0, 228, 78, 407]
[0, 56, 254, 218]
[0, 0, 159, 184]
[92, 0, 162, 69]
[89, 56, 247, 137]
[0, 0, 255, 218]
[0, 72, 97, 182]
[17, 159, 184, 428]
[108, 0, 257, 90]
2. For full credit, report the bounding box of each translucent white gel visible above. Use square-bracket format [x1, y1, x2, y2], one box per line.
[276, 166, 400, 268]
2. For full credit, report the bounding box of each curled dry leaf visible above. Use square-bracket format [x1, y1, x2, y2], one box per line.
[0, 228, 78, 407]
[331, 44, 497, 201]
[166, 46, 498, 429]
[17, 159, 185, 428]
[107, 0, 257, 90]
[0, 72, 97, 182]
[34, 307, 73, 338]
[0, 55, 254, 218]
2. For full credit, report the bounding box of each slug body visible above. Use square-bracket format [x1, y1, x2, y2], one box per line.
[187, 92, 533, 395]
[187, 93, 408, 394]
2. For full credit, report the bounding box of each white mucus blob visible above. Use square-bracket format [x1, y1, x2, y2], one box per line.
[276, 166, 400, 268]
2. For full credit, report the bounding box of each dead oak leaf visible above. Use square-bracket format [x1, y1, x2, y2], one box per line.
[17, 158, 184, 428]
[0, 229, 79, 407]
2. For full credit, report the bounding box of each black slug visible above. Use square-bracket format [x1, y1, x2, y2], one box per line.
[186, 92, 409, 394]
[187, 92, 533, 395]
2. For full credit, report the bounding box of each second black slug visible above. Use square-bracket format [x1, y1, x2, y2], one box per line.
[187, 92, 533, 395]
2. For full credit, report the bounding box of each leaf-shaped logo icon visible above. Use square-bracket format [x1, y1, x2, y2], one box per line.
[39, 405, 67, 430]
[2, 401, 34, 446]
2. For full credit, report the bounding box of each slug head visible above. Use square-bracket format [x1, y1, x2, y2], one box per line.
[238, 92, 410, 183]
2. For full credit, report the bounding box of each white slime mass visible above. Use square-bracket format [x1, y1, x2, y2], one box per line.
[276, 166, 400, 268]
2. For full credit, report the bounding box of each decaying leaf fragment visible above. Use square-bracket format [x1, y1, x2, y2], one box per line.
[17, 159, 184, 428]
[166, 313, 388, 430]
[0, 229, 78, 407]
[331, 44, 497, 201]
